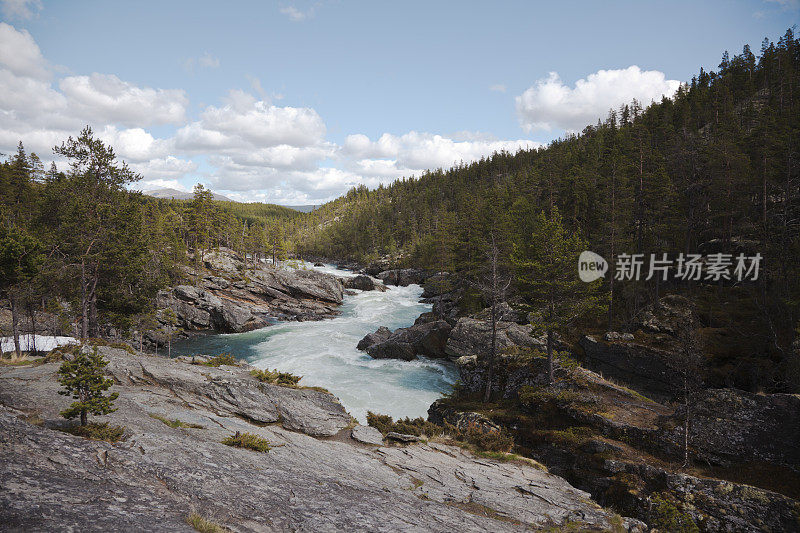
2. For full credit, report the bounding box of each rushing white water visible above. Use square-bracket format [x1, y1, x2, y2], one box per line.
[171, 263, 457, 423]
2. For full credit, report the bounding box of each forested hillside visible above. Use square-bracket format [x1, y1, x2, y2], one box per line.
[297, 30, 800, 390]
[0, 132, 300, 349]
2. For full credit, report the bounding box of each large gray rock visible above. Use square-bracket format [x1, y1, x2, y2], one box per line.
[474, 303, 525, 324]
[444, 318, 545, 362]
[218, 301, 255, 332]
[350, 424, 384, 445]
[0, 347, 641, 532]
[357, 326, 392, 351]
[579, 335, 677, 402]
[366, 321, 452, 361]
[367, 340, 416, 361]
[203, 249, 243, 274]
[376, 268, 430, 287]
[662, 388, 800, 469]
[345, 275, 386, 292]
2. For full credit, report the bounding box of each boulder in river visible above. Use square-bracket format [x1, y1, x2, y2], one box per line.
[357, 326, 392, 351]
[376, 268, 430, 287]
[344, 274, 386, 292]
[364, 320, 452, 361]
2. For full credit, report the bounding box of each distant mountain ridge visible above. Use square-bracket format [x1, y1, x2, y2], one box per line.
[143, 187, 233, 202]
[142, 188, 315, 212]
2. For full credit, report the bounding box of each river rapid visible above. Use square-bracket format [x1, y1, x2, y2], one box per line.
[171, 262, 457, 422]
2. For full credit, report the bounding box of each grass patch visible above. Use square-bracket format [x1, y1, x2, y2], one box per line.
[302, 385, 331, 393]
[368, 411, 514, 453]
[109, 342, 137, 355]
[445, 500, 524, 526]
[149, 413, 204, 429]
[61, 422, 126, 443]
[250, 368, 302, 387]
[649, 492, 699, 533]
[518, 385, 600, 413]
[367, 411, 444, 437]
[476, 450, 548, 471]
[222, 431, 271, 452]
[17, 412, 44, 426]
[186, 512, 230, 533]
[0, 355, 39, 366]
[200, 353, 237, 367]
[530, 426, 596, 448]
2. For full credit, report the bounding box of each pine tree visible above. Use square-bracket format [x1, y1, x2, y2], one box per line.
[0, 224, 43, 357]
[58, 347, 119, 426]
[511, 206, 606, 383]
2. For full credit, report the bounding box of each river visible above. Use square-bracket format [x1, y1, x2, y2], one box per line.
[171, 262, 458, 423]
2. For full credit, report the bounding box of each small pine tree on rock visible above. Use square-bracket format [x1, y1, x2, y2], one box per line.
[58, 347, 118, 426]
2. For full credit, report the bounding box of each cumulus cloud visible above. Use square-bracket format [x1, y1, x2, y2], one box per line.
[96, 126, 174, 162]
[1, 0, 41, 20]
[59, 73, 187, 126]
[516, 66, 680, 132]
[0, 23, 191, 182]
[342, 131, 540, 175]
[0, 22, 48, 79]
[188, 90, 326, 148]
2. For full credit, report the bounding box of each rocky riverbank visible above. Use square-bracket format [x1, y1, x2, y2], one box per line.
[145, 251, 390, 348]
[156, 249, 344, 332]
[408, 294, 800, 532]
[0, 346, 644, 532]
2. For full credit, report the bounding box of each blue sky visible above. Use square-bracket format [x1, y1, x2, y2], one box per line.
[0, 0, 797, 204]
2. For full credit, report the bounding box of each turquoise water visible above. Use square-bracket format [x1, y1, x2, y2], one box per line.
[171, 263, 457, 422]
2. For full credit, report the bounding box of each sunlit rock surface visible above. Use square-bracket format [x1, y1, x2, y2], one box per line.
[0, 347, 644, 532]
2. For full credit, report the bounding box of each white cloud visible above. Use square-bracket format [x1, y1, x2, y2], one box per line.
[516, 66, 680, 132]
[0, 22, 48, 79]
[198, 52, 220, 68]
[1, 0, 42, 20]
[59, 73, 187, 126]
[342, 131, 540, 175]
[97, 126, 173, 162]
[489, 84, 506, 93]
[280, 5, 313, 21]
[130, 156, 197, 181]
[174, 90, 327, 157]
[185, 52, 220, 71]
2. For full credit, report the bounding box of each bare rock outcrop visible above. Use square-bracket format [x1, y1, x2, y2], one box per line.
[0, 346, 642, 532]
[444, 318, 545, 362]
[155, 249, 346, 340]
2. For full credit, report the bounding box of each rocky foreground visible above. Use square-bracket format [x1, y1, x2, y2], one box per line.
[0, 347, 645, 532]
